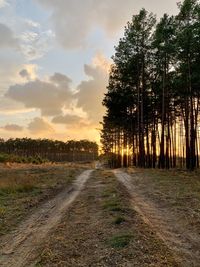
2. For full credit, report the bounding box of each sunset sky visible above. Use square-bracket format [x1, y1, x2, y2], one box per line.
[0, 0, 179, 143]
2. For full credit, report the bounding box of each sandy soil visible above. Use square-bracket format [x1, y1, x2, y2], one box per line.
[0, 170, 93, 267]
[114, 169, 200, 267]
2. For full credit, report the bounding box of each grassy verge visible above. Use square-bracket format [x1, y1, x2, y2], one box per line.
[0, 164, 85, 236]
[127, 168, 200, 230]
[126, 168, 200, 201]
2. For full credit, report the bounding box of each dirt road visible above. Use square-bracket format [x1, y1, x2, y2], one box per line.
[0, 168, 197, 266]
[36, 169, 178, 267]
[114, 169, 200, 267]
[0, 169, 93, 267]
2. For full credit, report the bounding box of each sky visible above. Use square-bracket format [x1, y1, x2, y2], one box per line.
[0, 0, 179, 143]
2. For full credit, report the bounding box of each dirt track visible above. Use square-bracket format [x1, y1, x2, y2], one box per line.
[0, 169, 93, 267]
[114, 169, 200, 267]
[36, 169, 178, 267]
[0, 168, 198, 266]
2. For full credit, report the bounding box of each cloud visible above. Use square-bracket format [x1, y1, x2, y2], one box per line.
[0, 0, 8, 8]
[28, 117, 54, 134]
[24, 19, 41, 29]
[6, 72, 73, 116]
[20, 29, 54, 61]
[1, 124, 23, 132]
[0, 7, 54, 61]
[52, 114, 82, 125]
[51, 114, 90, 129]
[4, 51, 109, 139]
[36, 0, 137, 49]
[0, 23, 19, 48]
[50, 72, 71, 85]
[19, 64, 37, 80]
[19, 69, 29, 79]
[5, 52, 109, 127]
[92, 52, 111, 73]
[0, 51, 33, 95]
[0, 61, 38, 116]
[36, 0, 179, 50]
[75, 53, 110, 123]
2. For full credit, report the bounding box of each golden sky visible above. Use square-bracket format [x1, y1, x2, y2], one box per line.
[0, 0, 178, 143]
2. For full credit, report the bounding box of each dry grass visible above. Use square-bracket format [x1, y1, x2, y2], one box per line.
[0, 176, 37, 194]
[127, 168, 200, 231]
[0, 164, 86, 236]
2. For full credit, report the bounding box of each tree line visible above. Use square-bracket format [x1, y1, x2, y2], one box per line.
[0, 138, 98, 162]
[101, 0, 200, 170]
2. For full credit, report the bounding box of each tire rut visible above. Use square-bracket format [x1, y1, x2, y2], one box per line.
[0, 169, 93, 267]
[113, 169, 200, 267]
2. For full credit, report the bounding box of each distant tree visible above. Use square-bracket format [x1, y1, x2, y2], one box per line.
[0, 138, 98, 163]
